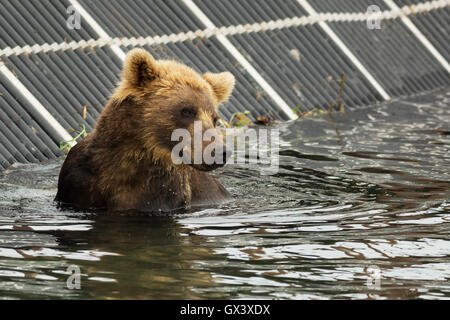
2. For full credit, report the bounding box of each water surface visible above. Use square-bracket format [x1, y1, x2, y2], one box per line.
[1, 88, 449, 299]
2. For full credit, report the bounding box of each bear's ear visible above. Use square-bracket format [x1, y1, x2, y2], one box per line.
[122, 49, 158, 87]
[203, 72, 235, 105]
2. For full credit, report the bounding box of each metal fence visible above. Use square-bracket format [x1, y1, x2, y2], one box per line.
[0, 0, 449, 169]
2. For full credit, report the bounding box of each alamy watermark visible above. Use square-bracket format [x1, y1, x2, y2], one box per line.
[366, 265, 381, 290]
[66, 5, 81, 30]
[171, 121, 280, 175]
[66, 265, 81, 289]
[367, 5, 382, 30]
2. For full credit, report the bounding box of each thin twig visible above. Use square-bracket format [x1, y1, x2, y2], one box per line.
[328, 72, 346, 113]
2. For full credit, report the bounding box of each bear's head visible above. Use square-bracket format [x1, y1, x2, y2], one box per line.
[109, 48, 235, 172]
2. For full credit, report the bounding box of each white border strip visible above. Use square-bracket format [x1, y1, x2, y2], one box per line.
[1, 1, 448, 58]
[0, 62, 73, 142]
[182, 0, 298, 120]
[297, 0, 391, 100]
[383, 0, 450, 74]
[68, 0, 126, 61]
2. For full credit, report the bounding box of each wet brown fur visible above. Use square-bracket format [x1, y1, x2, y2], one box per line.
[55, 49, 235, 212]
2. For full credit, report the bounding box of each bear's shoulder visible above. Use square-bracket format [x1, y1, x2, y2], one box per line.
[55, 135, 106, 210]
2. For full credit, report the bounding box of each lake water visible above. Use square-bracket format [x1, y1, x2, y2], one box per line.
[0, 88, 449, 299]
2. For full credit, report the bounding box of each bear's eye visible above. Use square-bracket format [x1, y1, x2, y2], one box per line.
[181, 107, 197, 118]
[213, 117, 219, 127]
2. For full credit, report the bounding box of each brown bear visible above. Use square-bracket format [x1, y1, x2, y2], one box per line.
[55, 48, 235, 212]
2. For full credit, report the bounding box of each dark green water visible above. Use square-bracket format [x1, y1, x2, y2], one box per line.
[1, 88, 449, 299]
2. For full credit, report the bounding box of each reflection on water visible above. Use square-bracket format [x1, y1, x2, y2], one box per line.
[0, 88, 450, 299]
